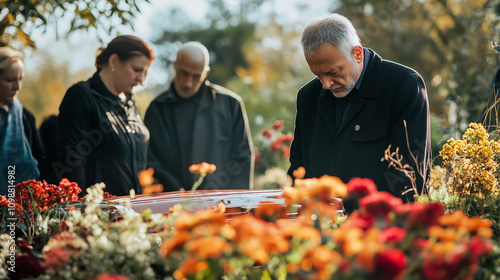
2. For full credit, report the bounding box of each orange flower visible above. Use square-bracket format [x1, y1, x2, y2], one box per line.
[229, 215, 289, 263]
[186, 236, 232, 258]
[159, 230, 191, 257]
[174, 257, 209, 280]
[189, 162, 217, 174]
[301, 246, 341, 279]
[276, 219, 321, 245]
[254, 201, 288, 222]
[292, 167, 306, 179]
[175, 208, 226, 231]
[138, 167, 155, 187]
[142, 184, 163, 195]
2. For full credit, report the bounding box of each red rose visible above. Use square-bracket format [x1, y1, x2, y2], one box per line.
[9, 253, 44, 280]
[92, 274, 131, 280]
[359, 192, 402, 217]
[262, 128, 273, 138]
[379, 227, 406, 244]
[397, 202, 444, 229]
[373, 248, 406, 280]
[271, 120, 285, 130]
[347, 178, 378, 198]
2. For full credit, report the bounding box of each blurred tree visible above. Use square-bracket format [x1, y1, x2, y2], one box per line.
[335, 0, 500, 158]
[0, 0, 150, 47]
[18, 50, 92, 126]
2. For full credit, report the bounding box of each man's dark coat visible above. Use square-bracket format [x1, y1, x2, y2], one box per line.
[288, 49, 431, 200]
[144, 81, 254, 191]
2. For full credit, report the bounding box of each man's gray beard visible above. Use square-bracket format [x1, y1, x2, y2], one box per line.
[330, 62, 362, 98]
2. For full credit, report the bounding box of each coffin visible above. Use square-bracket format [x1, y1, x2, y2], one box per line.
[105, 189, 346, 219]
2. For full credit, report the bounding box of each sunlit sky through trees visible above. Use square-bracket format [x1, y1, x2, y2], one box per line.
[25, 0, 332, 91]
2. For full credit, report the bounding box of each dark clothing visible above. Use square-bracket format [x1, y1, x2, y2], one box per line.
[144, 80, 254, 191]
[22, 107, 45, 176]
[56, 72, 149, 196]
[288, 49, 431, 201]
[39, 115, 59, 185]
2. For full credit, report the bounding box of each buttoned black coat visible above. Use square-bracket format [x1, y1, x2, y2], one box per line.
[288, 49, 431, 200]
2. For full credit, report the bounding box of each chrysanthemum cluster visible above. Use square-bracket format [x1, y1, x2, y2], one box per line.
[440, 122, 500, 199]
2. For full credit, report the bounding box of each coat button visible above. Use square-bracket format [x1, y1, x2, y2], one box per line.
[355, 125, 360, 131]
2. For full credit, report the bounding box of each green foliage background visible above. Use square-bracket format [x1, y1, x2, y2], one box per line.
[2, 0, 500, 170]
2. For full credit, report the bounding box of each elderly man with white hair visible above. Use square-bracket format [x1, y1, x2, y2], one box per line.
[145, 41, 254, 191]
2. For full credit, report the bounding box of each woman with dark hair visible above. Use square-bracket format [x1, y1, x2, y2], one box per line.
[56, 35, 154, 196]
[0, 47, 45, 194]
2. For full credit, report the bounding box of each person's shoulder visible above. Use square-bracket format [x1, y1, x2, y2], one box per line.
[64, 79, 92, 101]
[299, 77, 322, 92]
[371, 50, 421, 77]
[149, 87, 175, 104]
[21, 106, 35, 120]
[207, 81, 242, 101]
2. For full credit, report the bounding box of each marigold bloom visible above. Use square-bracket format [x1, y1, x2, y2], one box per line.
[301, 246, 341, 279]
[189, 162, 216, 174]
[142, 184, 163, 195]
[159, 230, 191, 257]
[254, 201, 288, 222]
[138, 167, 155, 187]
[186, 236, 232, 258]
[174, 208, 226, 231]
[276, 219, 321, 245]
[174, 257, 209, 280]
[229, 215, 289, 263]
[292, 166, 306, 179]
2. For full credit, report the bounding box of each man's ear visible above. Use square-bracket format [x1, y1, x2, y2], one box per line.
[353, 45, 363, 63]
[202, 68, 211, 80]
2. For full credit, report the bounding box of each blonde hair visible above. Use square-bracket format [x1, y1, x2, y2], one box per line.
[0, 47, 23, 72]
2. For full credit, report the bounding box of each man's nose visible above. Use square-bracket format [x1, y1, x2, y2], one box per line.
[320, 77, 334, 90]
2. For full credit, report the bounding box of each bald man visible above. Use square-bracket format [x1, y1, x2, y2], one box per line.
[144, 42, 254, 191]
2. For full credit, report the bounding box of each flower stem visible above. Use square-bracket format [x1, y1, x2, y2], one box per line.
[191, 173, 207, 192]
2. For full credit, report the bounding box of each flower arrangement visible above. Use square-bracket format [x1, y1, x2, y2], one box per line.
[0, 162, 498, 279]
[254, 120, 294, 189]
[439, 122, 500, 215]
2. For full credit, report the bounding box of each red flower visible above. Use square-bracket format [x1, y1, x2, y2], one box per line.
[359, 192, 402, 217]
[396, 202, 444, 229]
[9, 252, 44, 279]
[0, 195, 8, 208]
[373, 248, 406, 280]
[379, 227, 406, 244]
[262, 128, 273, 138]
[342, 211, 374, 231]
[271, 120, 285, 130]
[270, 135, 293, 152]
[91, 274, 130, 280]
[347, 178, 378, 198]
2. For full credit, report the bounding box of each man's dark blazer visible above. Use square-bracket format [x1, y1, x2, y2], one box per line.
[288, 49, 431, 201]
